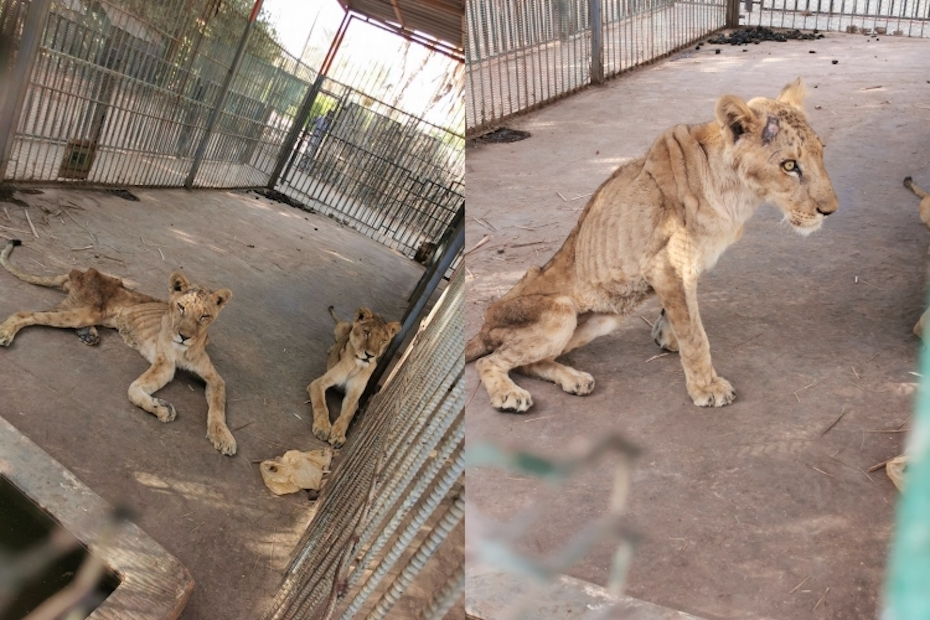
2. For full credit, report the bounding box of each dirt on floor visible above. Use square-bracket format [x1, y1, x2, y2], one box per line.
[0, 186, 431, 618]
[464, 33, 930, 619]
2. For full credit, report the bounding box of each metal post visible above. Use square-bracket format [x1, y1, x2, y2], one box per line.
[728, 0, 742, 28]
[0, 0, 53, 181]
[589, 0, 604, 84]
[266, 10, 351, 190]
[184, 0, 263, 189]
[363, 205, 464, 402]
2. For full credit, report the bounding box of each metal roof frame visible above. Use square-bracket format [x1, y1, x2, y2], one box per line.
[337, 0, 463, 61]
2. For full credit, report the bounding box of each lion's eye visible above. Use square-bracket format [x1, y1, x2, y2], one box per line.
[200, 315, 211, 322]
[177, 303, 185, 314]
[781, 159, 799, 173]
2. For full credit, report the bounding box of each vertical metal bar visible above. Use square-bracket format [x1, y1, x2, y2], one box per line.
[266, 10, 350, 190]
[184, 0, 264, 188]
[363, 206, 464, 401]
[366, 494, 465, 620]
[590, 0, 604, 83]
[417, 565, 465, 620]
[727, 0, 741, 26]
[0, 0, 52, 181]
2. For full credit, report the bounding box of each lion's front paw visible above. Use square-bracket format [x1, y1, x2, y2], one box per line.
[152, 398, 177, 422]
[312, 418, 332, 442]
[329, 423, 348, 448]
[208, 423, 237, 456]
[490, 385, 534, 413]
[651, 309, 679, 352]
[688, 377, 736, 408]
[0, 325, 15, 347]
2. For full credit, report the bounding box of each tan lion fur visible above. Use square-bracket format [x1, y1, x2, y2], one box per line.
[466, 79, 839, 412]
[308, 306, 400, 447]
[904, 176, 930, 339]
[0, 239, 237, 454]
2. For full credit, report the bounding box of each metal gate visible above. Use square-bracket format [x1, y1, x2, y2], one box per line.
[0, 0, 464, 259]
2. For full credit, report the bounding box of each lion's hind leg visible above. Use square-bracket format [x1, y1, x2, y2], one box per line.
[650, 308, 679, 352]
[476, 294, 578, 413]
[0, 308, 102, 347]
[517, 359, 595, 395]
[516, 312, 623, 396]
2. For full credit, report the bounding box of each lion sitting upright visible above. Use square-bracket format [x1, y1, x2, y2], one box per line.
[467, 78, 839, 412]
[308, 306, 400, 448]
[0, 239, 237, 455]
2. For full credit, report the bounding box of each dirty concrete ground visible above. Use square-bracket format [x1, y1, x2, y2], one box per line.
[0, 186, 459, 618]
[465, 33, 930, 619]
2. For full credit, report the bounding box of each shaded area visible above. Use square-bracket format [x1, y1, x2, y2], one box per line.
[0, 476, 120, 620]
[0, 186, 424, 618]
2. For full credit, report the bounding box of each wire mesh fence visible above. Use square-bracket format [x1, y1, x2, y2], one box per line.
[274, 80, 464, 258]
[465, 0, 930, 135]
[740, 0, 930, 37]
[0, 0, 464, 258]
[465, 0, 729, 135]
[265, 266, 465, 620]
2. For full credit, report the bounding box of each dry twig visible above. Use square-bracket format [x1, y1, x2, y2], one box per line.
[464, 234, 490, 255]
[813, 588, 830, 611]
[24, 209, 38, 238]
[820, 408, 847, 436]
[789, 574, 812, 594]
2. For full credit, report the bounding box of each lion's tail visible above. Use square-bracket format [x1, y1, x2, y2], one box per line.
[465, 334, 492, 362]
[327, 305, 341, 324]
[905, 176, 929, 199]
[1, 239, 69, 289]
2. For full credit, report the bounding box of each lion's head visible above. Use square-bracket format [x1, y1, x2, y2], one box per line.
[715, 78, 838, 235]
[166, 272, 231, 348]
[348, 307, 401, 367]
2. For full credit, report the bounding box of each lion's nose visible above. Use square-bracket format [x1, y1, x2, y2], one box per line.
[816, 194, 839, 216]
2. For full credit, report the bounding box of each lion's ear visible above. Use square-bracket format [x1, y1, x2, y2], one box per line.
[169, 272, 190, 294]
[355, 307, 373, 322]
[387, 321, 401, 339]
[715, 94, 758, 142]
[777, 77, 806, 111]
[213, 288, 232, 309]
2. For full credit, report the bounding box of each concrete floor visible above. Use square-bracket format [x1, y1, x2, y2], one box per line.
[0, 186, 425, 618]
[465, 33, 930, 619]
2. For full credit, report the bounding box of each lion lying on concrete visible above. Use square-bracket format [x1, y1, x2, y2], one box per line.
[467, 79, 838, 412]
[0, 239, 237, 454]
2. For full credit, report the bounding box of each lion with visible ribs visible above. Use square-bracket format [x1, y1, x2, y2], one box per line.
[467, 79, 838, 412]
[0, 239, 237, 454]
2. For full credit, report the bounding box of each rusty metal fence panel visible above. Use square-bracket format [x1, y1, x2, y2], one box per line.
[740, 0, 930, 37]
[465, 0, 727, 135]
[265, 266, 465, 620]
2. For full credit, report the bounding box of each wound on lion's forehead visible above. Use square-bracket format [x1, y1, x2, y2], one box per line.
[762, 116, 780, 144]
